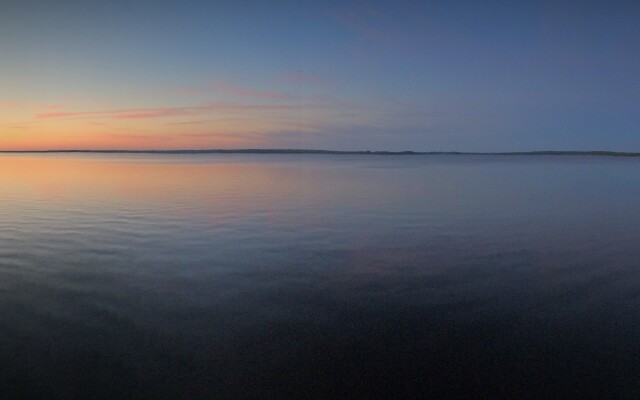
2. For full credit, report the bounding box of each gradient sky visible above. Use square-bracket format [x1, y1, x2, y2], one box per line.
[1, 0, 638, 151]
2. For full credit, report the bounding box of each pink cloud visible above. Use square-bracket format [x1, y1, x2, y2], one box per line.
[34, 97, 360, 121]
[211, 80, 289, 100]
[36, 107, 196, 120]
[113, 109, 194, 120]
[94, 132, 174, 142]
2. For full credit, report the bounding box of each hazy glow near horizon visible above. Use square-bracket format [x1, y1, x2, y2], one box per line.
[1, 1, 639, 151]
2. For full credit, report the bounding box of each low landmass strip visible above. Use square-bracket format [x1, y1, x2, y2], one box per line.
[0, 149, 639, 156]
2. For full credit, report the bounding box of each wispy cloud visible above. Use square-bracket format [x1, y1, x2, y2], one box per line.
[35, 98, 356, 121]
[165, 119, 214, 126]
[329, 2, 422, 63]
[211, 80, 290, 100]
[330, 2, 400, 43]
[114, 109, 196, 120]
[175, 131, 266, 142]
[172, 77, 333, 101]
[201, 100, 340, 111]
[94, 132, 173, 142]
[277, 73, 335, 87]
[37, 108, 189, 120]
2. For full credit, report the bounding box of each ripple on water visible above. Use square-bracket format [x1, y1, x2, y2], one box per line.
[1, 154, 640, 398]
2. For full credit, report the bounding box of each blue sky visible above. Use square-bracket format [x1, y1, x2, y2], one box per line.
[1, 0, 638, 150]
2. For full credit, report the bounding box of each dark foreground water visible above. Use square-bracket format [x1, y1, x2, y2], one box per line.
[1, 154, 639, 399]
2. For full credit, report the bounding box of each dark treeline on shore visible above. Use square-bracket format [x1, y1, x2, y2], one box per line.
[1, 149, 640, 157]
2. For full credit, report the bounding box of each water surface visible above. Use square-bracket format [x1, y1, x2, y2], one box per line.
[1, 154, 639, 399]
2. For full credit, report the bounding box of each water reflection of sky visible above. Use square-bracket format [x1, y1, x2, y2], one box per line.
[1, 154, 640, 398]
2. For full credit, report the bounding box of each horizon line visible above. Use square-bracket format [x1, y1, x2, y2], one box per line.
[0, 149, 639, 157]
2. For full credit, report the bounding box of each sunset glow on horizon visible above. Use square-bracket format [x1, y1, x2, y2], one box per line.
[2, 1, 639, 151]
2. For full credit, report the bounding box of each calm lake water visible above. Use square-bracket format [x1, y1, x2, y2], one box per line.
[1, 154, 639, 399]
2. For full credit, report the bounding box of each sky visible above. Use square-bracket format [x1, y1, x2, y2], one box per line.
[1, 0, 638, 151]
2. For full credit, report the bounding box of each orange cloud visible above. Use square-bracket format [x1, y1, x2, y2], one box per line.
[36, 107, 197, 120]
[35, 99, 348, 121]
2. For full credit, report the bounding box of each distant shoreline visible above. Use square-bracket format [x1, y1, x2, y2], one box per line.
[0, 149, 639, 157]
